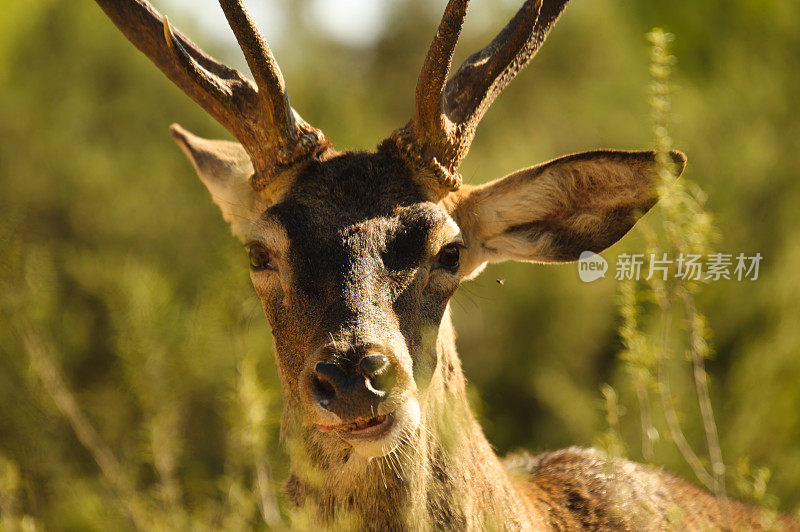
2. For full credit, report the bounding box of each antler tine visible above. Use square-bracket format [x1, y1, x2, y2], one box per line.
[388, 0, 570, 191]
[415, 0, 470, 147]
[444, 0, 568, 127]
[94, 0, 327, 191]
[162, 17, 235, 107]
[217, 0, 299, 153]
[95, 0, 258, 145]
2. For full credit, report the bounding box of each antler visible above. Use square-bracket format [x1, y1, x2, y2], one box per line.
[387, 0, 570, 190]
[94, 0, 326, 190]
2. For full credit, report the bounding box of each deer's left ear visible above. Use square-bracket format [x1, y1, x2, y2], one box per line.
[169, 124, 266, 242]
[447, 150, 686, 278]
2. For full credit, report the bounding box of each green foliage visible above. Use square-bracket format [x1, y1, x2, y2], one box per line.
[1, 0, 799, 527]
[608, 29, 735, 513]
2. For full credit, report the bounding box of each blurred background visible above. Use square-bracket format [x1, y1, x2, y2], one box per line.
[1, 0, 799, 529]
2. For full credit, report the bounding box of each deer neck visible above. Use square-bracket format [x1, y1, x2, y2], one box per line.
[284, 311, 537, 528]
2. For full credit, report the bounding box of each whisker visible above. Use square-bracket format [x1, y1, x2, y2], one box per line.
[377, 455, 388, 490]
[386, 450, 401, 479]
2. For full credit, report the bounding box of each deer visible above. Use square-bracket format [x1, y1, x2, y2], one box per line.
[92, 0, 799, 529]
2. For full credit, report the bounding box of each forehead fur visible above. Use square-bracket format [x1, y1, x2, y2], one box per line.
[285, 150, 430, 217]
[269, 150, 448, 243]
[264, 151, 450, 285]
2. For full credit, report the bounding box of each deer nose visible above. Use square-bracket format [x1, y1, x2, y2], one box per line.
[311, 354, 396, 414]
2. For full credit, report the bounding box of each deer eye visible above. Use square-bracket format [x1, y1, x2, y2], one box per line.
[247, 244, 274, 271]
[434, 243, 462, 272]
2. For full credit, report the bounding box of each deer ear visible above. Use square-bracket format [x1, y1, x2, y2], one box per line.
[169, 124, 265, 242]
[449, 150, 686, 278]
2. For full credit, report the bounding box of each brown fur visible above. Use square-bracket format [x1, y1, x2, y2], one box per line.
[509, 447, 798, 531]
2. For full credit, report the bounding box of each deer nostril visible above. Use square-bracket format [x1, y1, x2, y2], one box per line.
[359, 354, 389, 377]
[313, 361, 346, 408]
[314, 376, 336, 407]
[312, 374, 336, 407]
[360, 354, 395, 395]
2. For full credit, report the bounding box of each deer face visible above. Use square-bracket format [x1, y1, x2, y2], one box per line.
[171, 126, 685, 460]
[244, 151, 454, 460]
[98, 0, 686, 462]
[171, 132, 460, 458]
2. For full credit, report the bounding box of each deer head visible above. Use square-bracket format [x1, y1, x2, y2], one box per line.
[96, 0, 685, 483]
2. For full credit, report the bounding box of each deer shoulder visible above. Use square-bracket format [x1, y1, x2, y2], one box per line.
[507, 447, 799, 531]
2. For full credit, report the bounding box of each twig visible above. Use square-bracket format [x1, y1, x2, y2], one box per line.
[150, 407, 183, 524]
[235, 352, 283, 529]
[19, 324, 150, 531]
[634, 381, 654, 461]
[655, 301, 715, 489]
[254, 454, 282, 529]
[682, 289, 730, 525]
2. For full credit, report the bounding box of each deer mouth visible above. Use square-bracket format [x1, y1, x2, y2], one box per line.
[315, 398, 420, 459]
[316, 413, 394, 438]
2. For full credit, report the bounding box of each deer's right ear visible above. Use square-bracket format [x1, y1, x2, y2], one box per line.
[169, 124, 265, 241]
